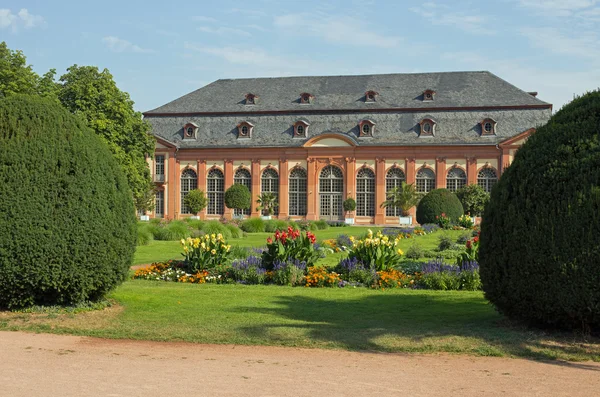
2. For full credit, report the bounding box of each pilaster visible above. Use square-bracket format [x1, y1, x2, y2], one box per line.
[435, 157, 446, 189]
[251, 159, 261, 218]
[306, 158, 317, 220]
[374, 157, 386, 224]
[224, 159, 234, 219]
[197, 160, 206, 220]
[278, 158, 289, 218]
[467, 157, 478, 185]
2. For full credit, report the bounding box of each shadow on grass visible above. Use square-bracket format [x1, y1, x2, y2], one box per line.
[234, 292, 600, 365]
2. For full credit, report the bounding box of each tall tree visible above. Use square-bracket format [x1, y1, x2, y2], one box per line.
[58, 65, 155, 209]
[0, 41, 57, 98]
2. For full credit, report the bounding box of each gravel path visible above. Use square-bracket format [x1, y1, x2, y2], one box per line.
[1, 331, 599, 396]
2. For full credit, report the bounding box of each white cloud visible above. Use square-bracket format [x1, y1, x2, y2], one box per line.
[192, 15, 218, 23]
[409, 4, 493, 34]
[0, 8, 44, 32]
[197, 26, 251, 37]
[102, 36, 155, 54]
[274, 13, 403, 48]
[440, 51, 600, 111]
[516, 0, 598, 16]
[519, 27, 600, 60]
[228, 8, 268, 18]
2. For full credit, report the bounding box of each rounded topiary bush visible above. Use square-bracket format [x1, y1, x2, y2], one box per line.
[0, 95, 137, 309]
[224, 184, 251, 212]
[479, 90, 600, 332]
[416, 189, 463, 224]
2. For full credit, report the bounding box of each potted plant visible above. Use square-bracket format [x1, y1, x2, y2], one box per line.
[183, 189, 208, 220]
[455, 184, 490, 224]
[380, 182, 421, 225]
[256, 192, 278, 220]
[224, 184, 251, 219]
[134, 186, 156, 221]
[343, 197, 356, 225]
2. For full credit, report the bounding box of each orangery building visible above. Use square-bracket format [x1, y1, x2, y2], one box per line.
[144, 71, 552, 224]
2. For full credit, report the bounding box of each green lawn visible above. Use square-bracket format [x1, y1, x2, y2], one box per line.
[133, 226, 467, 265]
[2, 281, 598, 361]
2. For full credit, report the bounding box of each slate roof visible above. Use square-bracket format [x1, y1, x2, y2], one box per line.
[145, 71, 552, 148]
[145, 71, 550, 114]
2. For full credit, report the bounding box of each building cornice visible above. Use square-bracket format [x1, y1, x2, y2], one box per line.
[143, 104, 552, 118]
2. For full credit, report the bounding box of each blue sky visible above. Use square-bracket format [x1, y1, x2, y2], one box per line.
[2, 0, 599, 112]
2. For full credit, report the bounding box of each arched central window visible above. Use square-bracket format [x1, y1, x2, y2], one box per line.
[356, 168, 375, 217]
[416, 167, 436, 193]
[478, 168, 498, 193]
[180, 169, 198, 214]
[234, 168, 251, 216]
[207, 168, 224, 215]
[261, 168, 279, 216]
[289, 167, 307, 216]
[385, 167, 406, 217]
[446, 167, 467, 192]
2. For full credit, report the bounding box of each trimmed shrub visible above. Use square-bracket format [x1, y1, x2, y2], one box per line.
[0, 96, 136, 308]
[224, 184, 251, 212]
[240, 217, 266, 233]
[455, 184, 489, 216]
[480, 90, 600, 332]
[416, 188, 463, 225]
[183, 189, 207, 215]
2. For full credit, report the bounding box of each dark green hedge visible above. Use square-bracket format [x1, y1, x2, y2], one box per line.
[479, 90, 600, 332]
[416, 188, 463, 224]
[0, 95, 136, 309]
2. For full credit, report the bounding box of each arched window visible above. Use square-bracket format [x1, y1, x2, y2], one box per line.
[234, 168, 251, 216]
[477, 168, 498, 193]
[356, 168, 376, 217]
[180, 169, 198, 214]
[289, 168, 307, 216]
[207, 168, 224, 215]
[446, 167, 467, 192]
[261, 168, 279, 215]
[416, 167, 436, 193]
[385, 167, 406, 217]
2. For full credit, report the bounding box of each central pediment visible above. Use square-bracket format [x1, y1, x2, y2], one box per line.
[303, 134, 356, 147]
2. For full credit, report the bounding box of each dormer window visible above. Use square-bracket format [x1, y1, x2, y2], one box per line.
[237, 121, 254, 138]
[365, 90, 378, 103]
[423, 89, 436, 101]
[480, 118, 497, 136]
[300, 93, 314, 104]
[358, 120, 375, 137]
[245, 93, 258, 105]
[293, 120, 309, 137]
[183, 122, 198, 139]
[419, 118, 436, 137]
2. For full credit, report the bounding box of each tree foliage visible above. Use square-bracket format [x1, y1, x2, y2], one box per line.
[0, 42, 155, 210]
[0, 95, 136, 309]
[57, 65, 155, 207]
[416, 189, 463, 224]
[455, 184, 489, 216]
[224, 184, 251, 211]
[380, 182, 421, 216]
[184, 190, 208, 215]
[0, 41, 57, 98]
[479, 90, 600, 333]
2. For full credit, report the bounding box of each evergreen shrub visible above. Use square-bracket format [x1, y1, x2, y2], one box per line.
[416, 188, 463, 225]
[480, 90, 600, 332]
[0, 96, 136, 308]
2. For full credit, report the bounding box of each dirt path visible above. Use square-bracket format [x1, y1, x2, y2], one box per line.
[1, 331, 599, 397]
